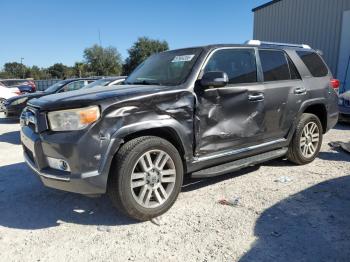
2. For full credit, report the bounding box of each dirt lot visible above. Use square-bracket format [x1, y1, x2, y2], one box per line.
[1, 114, 350, 262]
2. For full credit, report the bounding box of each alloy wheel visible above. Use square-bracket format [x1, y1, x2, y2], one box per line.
[130, 149, 176, 208]
[300, 121, 320, 158]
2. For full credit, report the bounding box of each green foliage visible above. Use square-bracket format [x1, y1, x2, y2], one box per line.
[123, 37, 169, 75]
[83, 45, 122, 76]
[3, 62, 27, 78]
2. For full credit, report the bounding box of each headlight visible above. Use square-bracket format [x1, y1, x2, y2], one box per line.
[11, 97, 28, 105]
[338, 98, 344, 105]
[47, 106, 100, 131]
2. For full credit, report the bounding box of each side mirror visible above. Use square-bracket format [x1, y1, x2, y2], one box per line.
[200, 71, 229, 88]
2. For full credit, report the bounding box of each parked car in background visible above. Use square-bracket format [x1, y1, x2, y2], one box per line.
[0, 79, 36, 93]
[20, 41, 339, 221]
[0, 82, 21, 112]
[338, 90, 350, 122]
[4, 78, 100, 117]
[83, 76, 126, 89]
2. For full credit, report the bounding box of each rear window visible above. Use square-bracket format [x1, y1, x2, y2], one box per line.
[259, 50, 291, 81]
[296, 51, 328, 77]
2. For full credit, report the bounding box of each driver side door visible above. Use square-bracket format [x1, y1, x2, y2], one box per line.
[194, 48, 266, 157]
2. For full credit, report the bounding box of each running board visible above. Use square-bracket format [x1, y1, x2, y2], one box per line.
[191, 148, 288, 178]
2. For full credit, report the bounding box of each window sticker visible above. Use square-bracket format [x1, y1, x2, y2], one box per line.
[171, 55, 195, 63]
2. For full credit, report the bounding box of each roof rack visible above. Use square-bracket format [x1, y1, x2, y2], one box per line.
[245, 40, 311, 49]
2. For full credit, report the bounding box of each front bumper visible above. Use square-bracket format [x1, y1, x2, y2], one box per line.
[21, 121, 119, 195]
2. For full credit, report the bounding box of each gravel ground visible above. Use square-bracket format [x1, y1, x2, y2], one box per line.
[1, 113, 350, 262]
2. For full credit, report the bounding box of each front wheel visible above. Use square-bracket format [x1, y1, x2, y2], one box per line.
[0, 98, 6, 112]
[108, 136, 183, 221]
[287, 113, 323, 165]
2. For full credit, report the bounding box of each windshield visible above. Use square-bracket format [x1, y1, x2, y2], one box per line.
[125, 48, 202, 86]
[44, 80, 69, 93]
[82, 78, 112, 89]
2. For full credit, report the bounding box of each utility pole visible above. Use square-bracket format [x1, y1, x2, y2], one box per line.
[20, 57, 24, 79]
[98, 29, 102, 46]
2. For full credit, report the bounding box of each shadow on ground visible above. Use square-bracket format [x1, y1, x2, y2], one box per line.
[240, 175, 350, 262]
[333, 122, 350, 131]
[0, 131, 20, 145]
[0, 162, 136, 230]
[0, 116, 19, 125]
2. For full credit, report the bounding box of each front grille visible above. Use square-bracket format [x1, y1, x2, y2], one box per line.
[345, 100, 350, 107]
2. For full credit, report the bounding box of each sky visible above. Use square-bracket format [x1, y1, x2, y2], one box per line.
[0, 0, 269, 68]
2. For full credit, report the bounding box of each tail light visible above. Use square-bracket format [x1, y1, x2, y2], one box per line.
[29, 81, 36, 92]
[330, 79, 340, 90]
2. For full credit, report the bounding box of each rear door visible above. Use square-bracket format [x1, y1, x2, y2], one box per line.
[258, 49, 305, 140]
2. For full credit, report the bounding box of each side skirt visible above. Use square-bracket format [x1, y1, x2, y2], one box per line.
[191, 148, 287, 178]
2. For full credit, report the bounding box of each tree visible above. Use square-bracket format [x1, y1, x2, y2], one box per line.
[74, 62, 86, 78]
[83, 45, 122, 76]
[47, 63, 69, 79]
[3, 62, 27, 78]
[123, 37, 169, 75]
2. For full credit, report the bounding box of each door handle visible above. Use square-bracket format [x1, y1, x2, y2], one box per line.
[294, 87, 307, 95]
[248, 93, 264, 101]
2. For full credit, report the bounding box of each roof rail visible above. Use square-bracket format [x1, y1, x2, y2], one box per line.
[245, 40, 312, 49]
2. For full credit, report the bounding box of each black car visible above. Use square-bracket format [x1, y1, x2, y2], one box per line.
[4, 78, 101, 117]
[338, 90, 350, 121]
[20, 41, 339, 221]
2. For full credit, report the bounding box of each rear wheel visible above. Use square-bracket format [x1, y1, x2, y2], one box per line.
[287, 113, 323, 165]
[108, 136, 183, 221]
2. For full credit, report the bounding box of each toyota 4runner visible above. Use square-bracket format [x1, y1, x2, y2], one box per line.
[20, 41, 339, 221]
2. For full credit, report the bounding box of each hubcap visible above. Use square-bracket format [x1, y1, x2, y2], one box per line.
[130, 150, 176, 208]
[300, 122, 320, 158]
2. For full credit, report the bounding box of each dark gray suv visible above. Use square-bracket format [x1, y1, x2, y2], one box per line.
[20, 41, 339, 221]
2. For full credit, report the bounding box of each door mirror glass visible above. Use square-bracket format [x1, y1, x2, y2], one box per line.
[200, 71, 228, 88]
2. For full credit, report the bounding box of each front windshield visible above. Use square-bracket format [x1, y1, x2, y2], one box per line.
[45, 80, 69, 93]
[125, 48, 202, 86]
[83, 78, 112, 89]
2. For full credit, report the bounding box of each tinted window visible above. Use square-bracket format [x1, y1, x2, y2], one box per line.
[288, 57, 301, 80]
[61, 80, 86, 92]
[297, 51, 328, 77]
[259, 50, 290, 81]
[204, 49, 257, 84]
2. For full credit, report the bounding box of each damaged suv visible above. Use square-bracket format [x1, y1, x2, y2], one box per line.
[20, 41, 339, 220]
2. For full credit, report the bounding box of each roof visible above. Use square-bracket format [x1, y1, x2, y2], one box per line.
[252, 0, 283, 12]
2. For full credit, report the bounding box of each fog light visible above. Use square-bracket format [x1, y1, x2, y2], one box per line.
[46, 157, 71, 172]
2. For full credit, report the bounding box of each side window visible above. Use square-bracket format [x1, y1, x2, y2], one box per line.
[204, 49, 257, 85]
[259, 50, 291, 81]
[296, 51, 328, 77]
[62, 80, 85, 92]
[287, 56, 301, 80]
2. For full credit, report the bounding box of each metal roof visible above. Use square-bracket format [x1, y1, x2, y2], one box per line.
[252, 0, 283, 12]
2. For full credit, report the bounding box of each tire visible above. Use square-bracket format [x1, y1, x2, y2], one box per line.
[287, 113, 323, 165]
[108, 136, 184, 221]
[0, 98, 6, 112]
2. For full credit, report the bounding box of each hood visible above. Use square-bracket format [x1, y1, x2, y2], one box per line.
[28, 84, 179, 111]
[6, 91, 46, 103]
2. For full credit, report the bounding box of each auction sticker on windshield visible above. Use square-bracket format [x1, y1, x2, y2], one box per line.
[172, 55, 195, 63]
